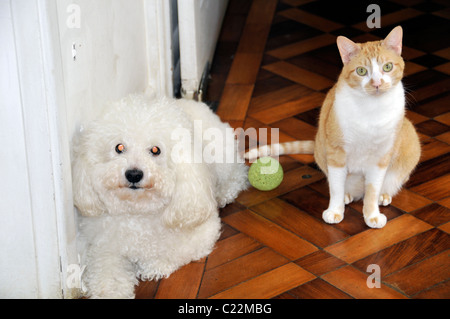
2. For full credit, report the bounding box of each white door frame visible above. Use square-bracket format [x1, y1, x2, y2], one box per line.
[177, 0, 229, 99]
[0, 0, 78, 298]
[144, 0, 176, 97]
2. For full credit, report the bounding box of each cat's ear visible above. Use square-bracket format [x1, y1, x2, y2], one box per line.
[383, 26, 403, 55]
[336, 36, 360, 64]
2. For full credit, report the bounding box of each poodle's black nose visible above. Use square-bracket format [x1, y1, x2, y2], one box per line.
[125, 169, 144, 184]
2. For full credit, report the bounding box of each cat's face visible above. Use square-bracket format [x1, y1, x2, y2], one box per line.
[337, 26, 405, 96]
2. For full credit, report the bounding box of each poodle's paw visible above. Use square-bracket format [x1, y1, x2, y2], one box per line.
[84, 266, 138, 299]
[344, 193, 354, 205]
[364, 213, 387, 229]
[322, 208, 344, 224]
[87, 279, 136, 299]
[378, 194, 392, 206]
[136, 260, 178, 282]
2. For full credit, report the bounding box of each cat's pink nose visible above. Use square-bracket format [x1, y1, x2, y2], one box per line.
[372, 79, 382, 88]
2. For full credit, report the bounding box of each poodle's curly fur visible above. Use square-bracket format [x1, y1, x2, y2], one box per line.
[72, 94, 248, 298]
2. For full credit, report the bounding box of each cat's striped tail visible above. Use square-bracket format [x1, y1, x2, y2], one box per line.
[244, 140, 315, 161]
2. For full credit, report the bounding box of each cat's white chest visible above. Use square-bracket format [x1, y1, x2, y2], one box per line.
[334, 83, 404, 172]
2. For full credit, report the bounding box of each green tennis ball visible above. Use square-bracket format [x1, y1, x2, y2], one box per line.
[248, 157, 284, 191]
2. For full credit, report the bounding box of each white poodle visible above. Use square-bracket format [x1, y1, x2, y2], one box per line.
[72, 94, 248, 298]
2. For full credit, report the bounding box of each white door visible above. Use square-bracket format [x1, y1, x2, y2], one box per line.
[177, 0, 228, 99]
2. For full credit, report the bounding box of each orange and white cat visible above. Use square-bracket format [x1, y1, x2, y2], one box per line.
[245, 26, 420, 229]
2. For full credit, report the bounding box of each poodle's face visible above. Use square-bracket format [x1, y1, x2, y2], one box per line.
[92, 125, 175, 214]
[73, 98, 188, 216]
[73, 96, 217, 228]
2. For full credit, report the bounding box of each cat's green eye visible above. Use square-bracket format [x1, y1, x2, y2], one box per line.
[356, 67, 367, 76]
[383, 62, 393, 72]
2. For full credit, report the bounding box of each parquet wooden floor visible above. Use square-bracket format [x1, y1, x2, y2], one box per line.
[136, 0, 450, 299]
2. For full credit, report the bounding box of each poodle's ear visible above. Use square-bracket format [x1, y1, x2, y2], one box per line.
[71, 132, 106, 217]
[162, 161, 217, 229]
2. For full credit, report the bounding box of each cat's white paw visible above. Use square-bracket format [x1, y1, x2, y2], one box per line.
[322, 209, 344, 224]
[344, 193, 354, 205]
[378, 194, 392, 206]
[364, 213, 387, 228]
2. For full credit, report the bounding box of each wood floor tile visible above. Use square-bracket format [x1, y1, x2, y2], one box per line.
[281, 0, 315, 6]
[198, 247, 288, 298]
[352, 229, 450, 276]
[391, 188, 433, 212]
[226, 52, 264, 84]
[413, 280, 450, 299]
[250, 198, 348, 248]
[404, 61, 427, 76]
[410, 203, 450, 226]
[206, 233, 262, 270]
[438, 222, 450, 234]
[411, 174, 450, 201]
[135, 279, 159, 299]
[219, 201, 247, 218]
[406, 110, 429, 125]
[412, 94, 450, 118]
[288, 278, 351, 299]
[244, 0, 278, 26]
[295, 250, 347, 276]
[252, 71, 296, 97]
[399, 45, 426, 61]
[250, 92, 325, 124]
[209, 263, 315, 299]
[248, 84, 314, 114]
[280, 186, 328, 219]
[324, 214, 433, 263]
[263, 61, 335, 91]
[435, 112, 450, 126]
[410, 78, 450, 103]
[384, 251, 450, 296]
[407, 153, 450, 187]
[434, 61, 450, 75]
[267, 34, 336, 60]
[287, 53, 341, 80]
[416, 120, 449, 137]
[216, 84, 254, 121]
[322, 266, 407, 299]
[436, 131, 450, 144]
[154, 262, 205, 299]
[236, 23, 272, 54]
[218, 223, 239, 241]
[438, 196, 450, 209]
[223, 209, 318, 260]
[434, 47, 450, 60]
[279, 8, 343, 32]
[418, 138, 450, 163]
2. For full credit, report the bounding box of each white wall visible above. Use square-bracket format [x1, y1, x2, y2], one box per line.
[57, 0, 149, 136]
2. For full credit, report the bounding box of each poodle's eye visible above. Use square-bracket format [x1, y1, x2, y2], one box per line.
[115, 144, 125, 154]
[150, 146, 161, 156]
